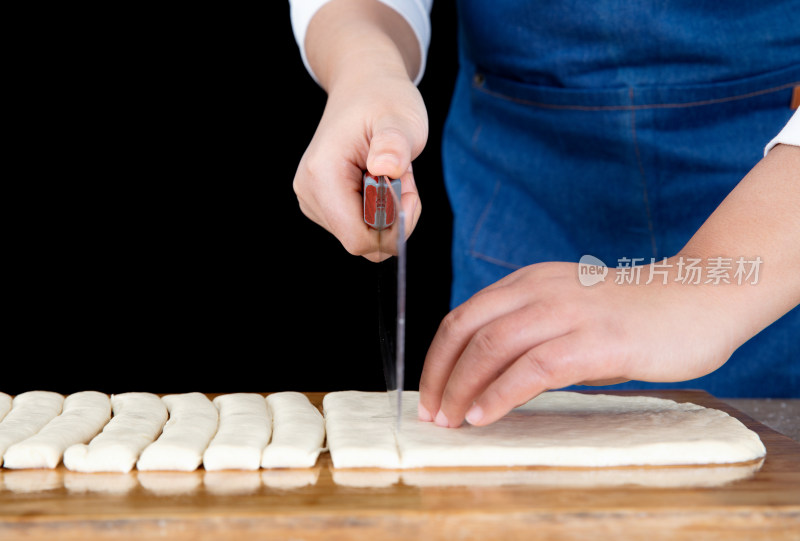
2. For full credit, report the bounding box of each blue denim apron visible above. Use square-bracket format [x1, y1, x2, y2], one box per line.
[442, 0, 800, 397]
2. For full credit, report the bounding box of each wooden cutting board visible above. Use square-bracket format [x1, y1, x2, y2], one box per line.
[0, 390, 797, 541]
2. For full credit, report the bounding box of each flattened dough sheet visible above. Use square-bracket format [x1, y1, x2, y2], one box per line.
[324, 391, 766, 469]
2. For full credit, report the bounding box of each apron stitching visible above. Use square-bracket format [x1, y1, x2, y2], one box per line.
[629, 88, 659, 258]
[471, 124, 483, 146]
[468, 178, 501, 253]
[471, 251, 524, 271]
[469, 179, 524, 269]
[474, 80, 800, 111]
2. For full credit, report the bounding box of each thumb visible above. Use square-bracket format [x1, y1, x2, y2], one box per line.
[366, 123, 415, 180]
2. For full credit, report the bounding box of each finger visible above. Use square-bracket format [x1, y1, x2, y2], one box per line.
[326, 179, 386, 258]
[361, 248, 393, 263]
[461, 334, 575, 427]
[367, 125, 414, 180]
[579, 378, 630, 386]
[399, 166, 421, 241]
[463, 331, 617, 427]
[295, 157, 385, 258]
[417, 284, 538, 422]
[435, 302, 573, 428]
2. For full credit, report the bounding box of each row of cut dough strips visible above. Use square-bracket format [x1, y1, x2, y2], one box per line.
[0, 391, 323, 472]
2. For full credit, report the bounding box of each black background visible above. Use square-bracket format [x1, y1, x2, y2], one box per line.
[5, 3, 459, 394]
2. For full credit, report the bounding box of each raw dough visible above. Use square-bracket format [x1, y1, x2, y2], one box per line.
[324, 391, 766, 469]
[0, 391, 64, 466]
[203, 393, 272, 471]
[63, 392, 168, 473]
[261, 392, 325, 468]
[323, 391, 401, 468]
[136, 393, 218, 471]
[3, 391, 111, 469]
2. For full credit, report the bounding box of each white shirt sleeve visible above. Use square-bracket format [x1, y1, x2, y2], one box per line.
[765, 110, 800, 155]
[289, 0, 433, 86]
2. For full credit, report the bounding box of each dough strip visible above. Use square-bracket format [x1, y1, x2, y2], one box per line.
[261, 392, 325, 468]
[0, 391, 64, 467]
[63, 392, 168, 473]
[136, 392, 219, 471]
[203, 393, 272, 471]
[3, 391, 110, 469]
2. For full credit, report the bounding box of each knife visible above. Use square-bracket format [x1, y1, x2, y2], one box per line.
[363, 171, 405, 430]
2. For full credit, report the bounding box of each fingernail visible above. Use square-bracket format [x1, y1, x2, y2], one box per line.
[465, 404, 483, 426]
[434, 410, 450, 428]
[418, 403, 432, 422]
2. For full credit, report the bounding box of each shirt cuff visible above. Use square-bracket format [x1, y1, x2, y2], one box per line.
[289, 0, 432, 86]
[765, 109, 800, 155]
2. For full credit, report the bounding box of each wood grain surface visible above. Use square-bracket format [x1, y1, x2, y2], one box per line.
[0, 390, 798, 541]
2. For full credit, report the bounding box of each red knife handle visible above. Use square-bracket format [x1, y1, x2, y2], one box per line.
[363, 172, 399, 230]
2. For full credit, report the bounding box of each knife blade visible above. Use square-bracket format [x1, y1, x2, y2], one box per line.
[363, 171, 405, 430]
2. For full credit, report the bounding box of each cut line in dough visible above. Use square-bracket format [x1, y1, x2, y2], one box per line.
[136, 393, 218, 472]
[0, 391, 64, 467]
[63, 392, 168, 473]
[3, 391, 111, 469]
[323, 391, 401, 469]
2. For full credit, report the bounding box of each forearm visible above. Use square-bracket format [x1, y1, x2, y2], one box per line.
[676, 143, 800, 341]
[305, 0, 421, 92]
